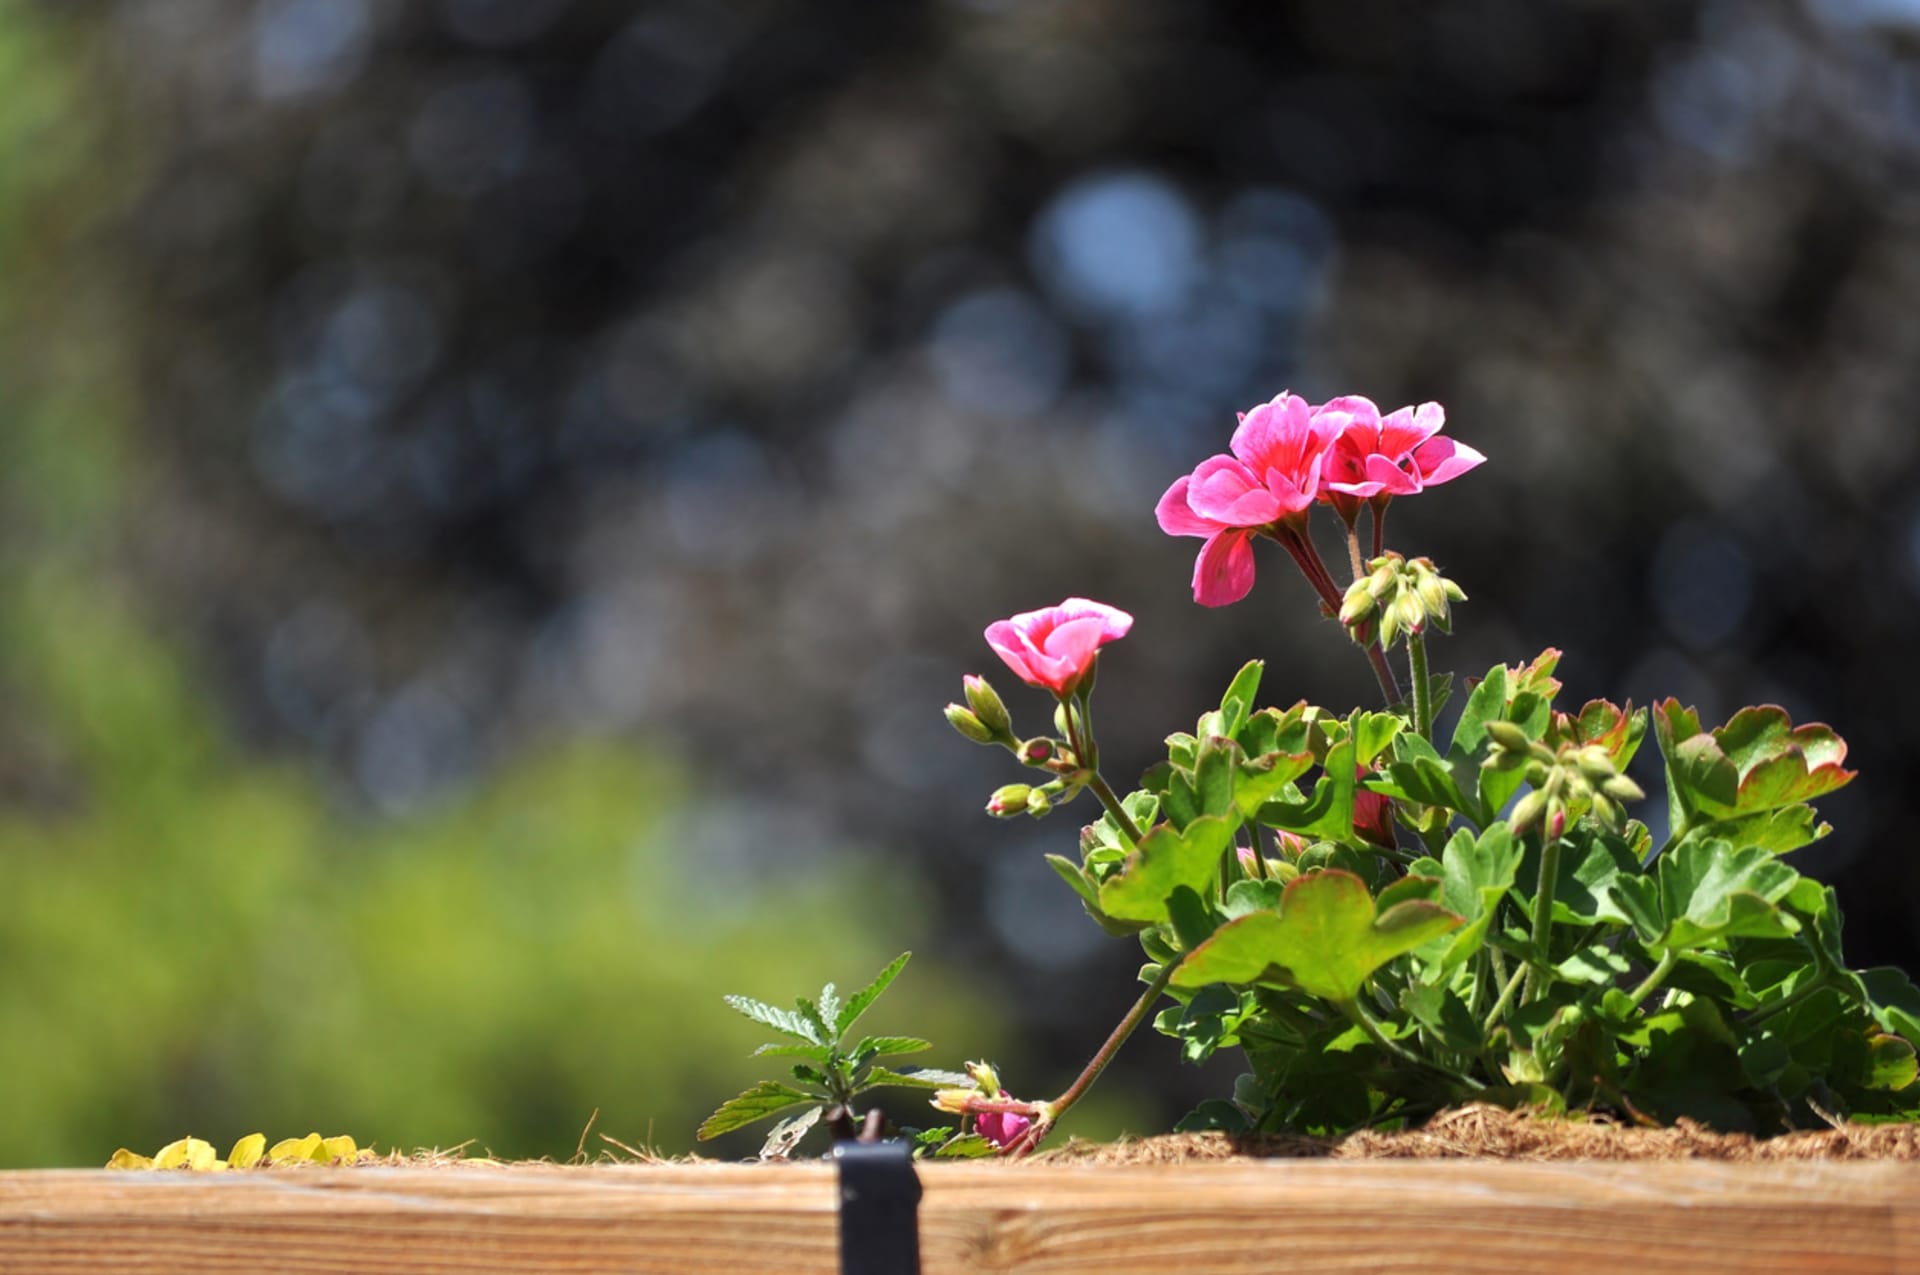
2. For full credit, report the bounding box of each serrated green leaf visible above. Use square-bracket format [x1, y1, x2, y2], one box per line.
[933, 1133, 999, 1159]
[1556, 944, 1632, 985]
[794, 996, 831, 1044]
[697, 1082, 819, 1140]
[1099, 814, 1234, 924]
[857, 1066, 972, 1092]
[855, 1035, 932, 1060]
[1400, 982, 1483, 1053]
[1222, 877, 1286, 919]
[724, 995, 824, 1045]
[751, 1042, 832, 1062]
[1868, 1033, 1918, 1091]
[1862, 967, 1920, 1048]
[1170, 869, 1462, 1002]
[836, 952, 911, 1037]
[816, 983, 842, 1037]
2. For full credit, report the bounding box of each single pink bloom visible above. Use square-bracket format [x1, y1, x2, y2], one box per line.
[984, 598, 1133, 698]
[1156, 392, 1339, 607]
[1320, 398, 1484, 504]
[976, 1108, 1033, 1149]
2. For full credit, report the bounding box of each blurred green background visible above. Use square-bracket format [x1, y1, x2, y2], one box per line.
[5, 0, 1920, 1165]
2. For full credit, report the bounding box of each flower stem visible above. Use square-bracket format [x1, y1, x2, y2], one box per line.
[1276, 525, 1402, 710]
[1523, 833, 1564, 1005]
[1408, 630, 1433, 741]
[1482, 962, 1528, 1034]
[1344, 521, 1366, 582]
[1003, 957, 1182, 1158]
[1086, 772, 1143, 847]
[1623, 950, 1679, 1013]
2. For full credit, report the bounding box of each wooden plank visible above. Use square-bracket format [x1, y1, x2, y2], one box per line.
[1, 1159, 1916, 1273]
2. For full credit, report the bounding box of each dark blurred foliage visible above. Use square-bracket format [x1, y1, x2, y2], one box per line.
[7, 0, 1920, 1158]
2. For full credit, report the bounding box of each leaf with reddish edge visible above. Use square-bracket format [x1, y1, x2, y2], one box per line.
[1712, 705, 1856, 809]
[1170, 869, 1461, 1003]
[1560, 699, 1648, 770]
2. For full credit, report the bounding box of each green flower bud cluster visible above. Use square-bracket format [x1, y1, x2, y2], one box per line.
[1483, 719, 1646, 836]
[1338, 553, 1466, 650]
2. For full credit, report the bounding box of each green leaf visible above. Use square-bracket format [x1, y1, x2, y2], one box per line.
[1687, 805, 1830, 856]
[1449, 663, 1510, 759]
[816, 984, 842, 1038]
[934, 1133, 1000, 1158]
[1167, 885, 1219, 951]
[1256, 736, 1356, 839]
[857, 1066, 972, 1093]
[1218, 659, 1264, 739]
[1170, 869, 1463, 1002]
[751, 1042, 832, 1062]
[1421, 825, 1523, 978]
[1861, 968, 1920, 1048]
[855, 1035, 932, 1060]
[1351, 711, 1405, 767]
[1099, 815, 1234, 924]
[724, 995, 824, 1045]
[1713, 706, 1855, 811]
[1385, 732, 1475, 818]
[1234, 750, 1315, 818]
[1222, 878, 1286, 919]
[794, 996, 831, 1044]
[1195, 735, 1239, 818]
[1867, 1034, 1918, 1092]
[1548, 826, 1644, 927]
[1655, 839, 1802, 953]
[698, 1082, 819, 1140]
[836, 952, 912, 1037]
[1401, 982, 1483, 1053]
[1556, 944, 1632, 985]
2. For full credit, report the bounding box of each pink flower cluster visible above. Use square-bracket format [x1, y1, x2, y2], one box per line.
[1156, 392, 1483, 607]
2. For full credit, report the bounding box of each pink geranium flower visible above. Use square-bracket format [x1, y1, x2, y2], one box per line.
[1155, 392, 1340, 607]
[1318, 396, 1484, 514]
[984, 598, 1133, 698]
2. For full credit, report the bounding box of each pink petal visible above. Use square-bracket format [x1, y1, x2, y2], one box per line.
[1229, 392, 1313, 473]
[1314, 395, 1382, 432]
[1054, 597, 1134, 640]
[1376, 402, 1446, 457]
[1411, 436, 1485, 487]
[1362, 452, 1424, 496]
[1193, 528, 1257, 607]
[983, 620, 1039, 686]
[1188, 455, 1284, 526]
[1155, 475, 1221, 538]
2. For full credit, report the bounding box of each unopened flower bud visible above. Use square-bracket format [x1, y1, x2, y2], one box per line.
[1547, 798, 1568, 840]
[1394, 590, 1425, 637]
[931, 1088, 974, 1114]
[1339, 579, 1377, 626]
[964, 1060, 1002, 1094]
[1509, 788, 1548, 833]
[1484, 720, 1532, 753]
[1482, 747, 1528, 774]
[945, 704, 994, 745]
[963, 675, 1015, 743]
[1443, 579, 1468, 603]
[986, 784, 1031, 817]
[1378, 600, 1402, 648]
[1591, 793, 1621, 827]
[1416, 573, 1450, 621]
[1573, 745, 1616, 782]
[1601, 774, 1645, 803]
[1017, 737, 1054, 766]
[1024, 787, 1054, 817]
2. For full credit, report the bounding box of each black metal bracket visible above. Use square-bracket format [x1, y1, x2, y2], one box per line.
[831, 1139, 922, 1275]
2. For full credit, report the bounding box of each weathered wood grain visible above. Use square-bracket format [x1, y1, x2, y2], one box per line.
[2, 1159, 1915, 1273]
